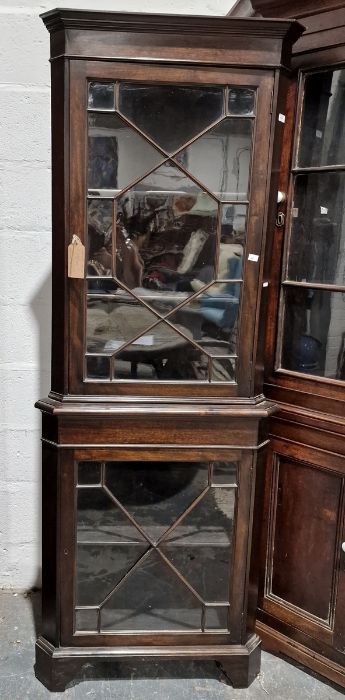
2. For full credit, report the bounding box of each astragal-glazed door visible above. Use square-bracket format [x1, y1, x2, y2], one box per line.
[67, 61, 274, 399]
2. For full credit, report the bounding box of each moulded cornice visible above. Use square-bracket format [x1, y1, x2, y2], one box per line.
[41, 8, 304, 44]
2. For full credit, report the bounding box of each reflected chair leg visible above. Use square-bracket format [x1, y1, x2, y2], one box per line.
[131, 362, 138, 378]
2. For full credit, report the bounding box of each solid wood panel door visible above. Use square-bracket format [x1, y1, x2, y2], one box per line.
[259, 438, 345, 646]
[334, 494, 345, 653]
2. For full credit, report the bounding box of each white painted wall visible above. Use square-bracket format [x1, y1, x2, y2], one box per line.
[0, 0, 235, 590]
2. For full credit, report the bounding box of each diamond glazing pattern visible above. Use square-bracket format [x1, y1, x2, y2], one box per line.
[76, 460, 238, 632]
[86, 82, 256, 382]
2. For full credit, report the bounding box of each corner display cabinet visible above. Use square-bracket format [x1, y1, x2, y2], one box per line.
[35, 8, 303, 692]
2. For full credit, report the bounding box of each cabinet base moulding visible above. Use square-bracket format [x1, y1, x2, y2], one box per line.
[34, 634, 261, 692]
[256, 621, 345, 690]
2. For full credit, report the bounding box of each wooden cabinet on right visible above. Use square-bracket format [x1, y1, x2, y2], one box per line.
[256, 419, 345, 688]
[227, 0, 345, 689]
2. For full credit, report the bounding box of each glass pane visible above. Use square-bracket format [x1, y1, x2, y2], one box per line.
[176, 119, 253, 200]
[167, 283, 241, 355]
[228, 88, 255, 116]
[86, 298, 158, 354]
[212, 462, 238, 486]
[221, 204, 247, 264]
[86, 355, 110, 380]
[116, 163, 218, 303]
[298, 70, 345, 167]
[287, 173, 345, 286]
[105, 461, 209, 543]
[211, 357, 236, 382]
[75, 461, 236, 632]
[88, 113, 163, 190]
[205, 606, 229, 630]
[77, 487, 146, 544]
[114, 322, 210, 381]
[87, 278, 118, 294]
[75, 608, 99, 632]
[101, 549, 202, 631]
[76, 543, 147, 606]
[118, 83, 224, 153]
[78, 462, 102, 485]
[88, 199, 113, 276]
[88, 82, 115, 110]
[281, 287, 345, 379]
[164, 488, 235, 545]
[161, 544, 231, 602]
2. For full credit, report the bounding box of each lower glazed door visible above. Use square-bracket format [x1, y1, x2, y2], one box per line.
[59, 448, 255, 647]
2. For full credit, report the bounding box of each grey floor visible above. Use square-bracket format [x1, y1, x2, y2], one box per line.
[0, 591, 344, 699]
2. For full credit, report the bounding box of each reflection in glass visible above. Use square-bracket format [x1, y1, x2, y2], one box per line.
[77, 544, 147, 606]
[281, 287, 345, 379]
[86, 274, 240, 380]
[221, 204, 247, 263]
[114, 323, 209, 380]
[105, 461, 208, 542]
[87, 278, 118, 294]
[88, 82, 115, 110]
[77, 487, 146, 544]
[204, 606, 229, 630]
[88, 199, 113, 277]
[167, 283, 241, 355]
[212, 462, 238, 486]
[75, 460, 237, 633]
[211, 357, 236, 382]
[86, 284, 239, 381]
[116, 163, 218, 298]
[86, 355, 110, 380]
[165, 488, 235, 545]
[86, 298, 158, 354]
[288, 173, 345, 286]
[75, 608, 98, 632]
[176, 119, 252, 200]
[88, 113, 163, 190]
[299, 70, 345, 167]
[78, 462, 102, 485]
[161, 544, 231, 602]
[101, 550, 202, 631]
[118, 83, 224, 153]
[228, 88, 255, 116]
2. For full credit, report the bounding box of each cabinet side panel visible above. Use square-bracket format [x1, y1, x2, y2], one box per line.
[50, 58, 69, 396]
[41, 443, 60, 645]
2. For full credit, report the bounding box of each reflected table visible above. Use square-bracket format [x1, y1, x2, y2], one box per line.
[118, 321, 193, 378]
[88, 301, 193, 379]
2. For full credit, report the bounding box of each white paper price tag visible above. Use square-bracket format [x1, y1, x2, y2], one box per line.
[278, 113, 286, 123]
[248, 253, 259, 262]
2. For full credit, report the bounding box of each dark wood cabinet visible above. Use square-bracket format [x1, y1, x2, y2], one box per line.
[35, 8, 302, 692]
[257, 419, 345, 689]
[228, 0, 345, 689]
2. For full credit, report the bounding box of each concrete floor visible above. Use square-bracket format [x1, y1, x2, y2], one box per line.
[0, 591, 344, 699]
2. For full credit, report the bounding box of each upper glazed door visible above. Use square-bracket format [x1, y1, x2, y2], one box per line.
[68, 61, 274, 398]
